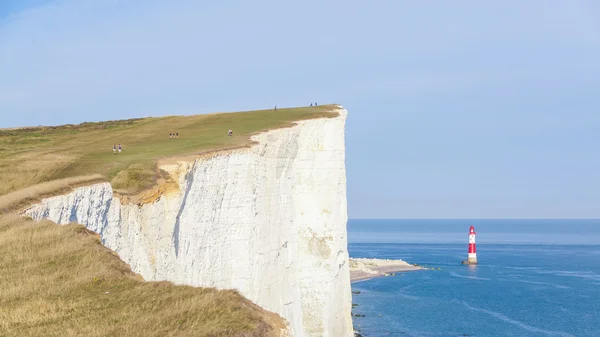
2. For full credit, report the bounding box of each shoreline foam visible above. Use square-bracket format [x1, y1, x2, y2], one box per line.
[349, 258, 423, 282]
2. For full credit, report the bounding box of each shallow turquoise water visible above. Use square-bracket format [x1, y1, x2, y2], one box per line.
[348, 219, 600, 337]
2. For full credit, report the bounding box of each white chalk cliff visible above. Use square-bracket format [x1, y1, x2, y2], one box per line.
[24, 107, 352, 337]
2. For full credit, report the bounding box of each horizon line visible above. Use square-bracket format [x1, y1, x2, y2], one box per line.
[349, 217, 600, 220]
[0, 103, 341, 130]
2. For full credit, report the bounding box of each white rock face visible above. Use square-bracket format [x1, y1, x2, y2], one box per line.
[25, 108, 352, 337]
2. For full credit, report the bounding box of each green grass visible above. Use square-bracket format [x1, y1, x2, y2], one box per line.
[0, 104, 339, 198]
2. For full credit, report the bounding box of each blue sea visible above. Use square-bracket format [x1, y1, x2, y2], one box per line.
[348, 219, 600, 337]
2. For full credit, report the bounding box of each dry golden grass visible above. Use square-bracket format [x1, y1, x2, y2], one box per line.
[0, 175, 104, 213]
[0, 214, 285, 337]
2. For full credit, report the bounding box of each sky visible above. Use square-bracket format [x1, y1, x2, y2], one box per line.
[1, 0, 600, 218]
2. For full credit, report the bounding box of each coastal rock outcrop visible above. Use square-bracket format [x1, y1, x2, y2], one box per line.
[24, 108, 352, 337]
[349, 258, 422, 282]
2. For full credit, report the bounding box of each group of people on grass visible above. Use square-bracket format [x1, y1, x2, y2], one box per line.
[109, 126, 277, 154]
[274, 102, 317, 111]
[275, 103, 319, 112]
[110, 132, 185, 155]
[112, 144, 122, 155]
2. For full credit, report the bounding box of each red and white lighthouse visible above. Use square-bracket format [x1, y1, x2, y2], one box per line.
[464, 225, 478, 265]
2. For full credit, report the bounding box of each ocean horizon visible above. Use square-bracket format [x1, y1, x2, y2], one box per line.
[348, 219, 600, 337]
[348, 218, 600, 245]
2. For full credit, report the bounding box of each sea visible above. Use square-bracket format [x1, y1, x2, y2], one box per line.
[348, 219, 600, 337]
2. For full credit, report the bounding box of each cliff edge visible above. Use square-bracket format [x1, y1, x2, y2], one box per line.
[24, 107, 352, 337]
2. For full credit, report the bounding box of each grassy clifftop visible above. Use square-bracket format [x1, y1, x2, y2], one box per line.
[0, 105, 340, 336]
[0, 104, 339, 211]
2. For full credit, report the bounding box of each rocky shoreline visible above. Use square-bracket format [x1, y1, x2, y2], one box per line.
[349, 258, 423, 282]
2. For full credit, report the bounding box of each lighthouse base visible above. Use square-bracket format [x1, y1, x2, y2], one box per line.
[462, 257, 478, 265]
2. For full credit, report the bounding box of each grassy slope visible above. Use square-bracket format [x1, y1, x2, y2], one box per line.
[0, 105, 338, 199]
[0, 105, 339, 336]
[0, 214, 283, 337]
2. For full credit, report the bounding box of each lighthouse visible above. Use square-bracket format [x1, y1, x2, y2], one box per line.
[462, 226, 478, 265]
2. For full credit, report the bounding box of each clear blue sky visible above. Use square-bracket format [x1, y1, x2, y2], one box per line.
[1, 0, 599, 218]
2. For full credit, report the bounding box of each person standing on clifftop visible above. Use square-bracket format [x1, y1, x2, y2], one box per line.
[118, 144, 122, 154]
[113, 145, 117, 155]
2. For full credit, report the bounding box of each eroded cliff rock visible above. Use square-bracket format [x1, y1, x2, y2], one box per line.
[25, 108, 351, 337]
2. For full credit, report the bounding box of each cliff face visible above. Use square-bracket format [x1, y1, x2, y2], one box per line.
[24, 108, 352, 337]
